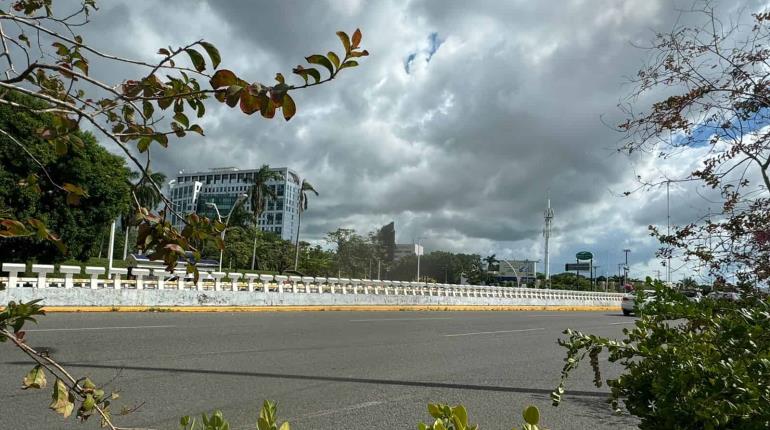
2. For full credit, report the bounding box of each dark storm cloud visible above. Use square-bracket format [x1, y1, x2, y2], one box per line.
[71, 0, 767, 278]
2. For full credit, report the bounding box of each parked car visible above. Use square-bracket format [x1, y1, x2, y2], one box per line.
[682, 290, 702, 303]
[621, 289, 656, 316]
[706, 291, 741, 301]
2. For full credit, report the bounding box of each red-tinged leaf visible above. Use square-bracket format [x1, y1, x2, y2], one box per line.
[352, 29, 362, 48]
[226, 85, 243, 107]
[282, 93, 296, 121]
[199, 41, 221, 69]
[1, 219, 28, 235]
[304, 67, 321, 83]
[157, 48, 170, 56]
[336, 31, 351, 54]
[306, 54, 334, 76]
[210, 69, 237, 89]
[275, 73, 285, 84]
[349, 49, 369, 58]
[239, 91, 261, 115]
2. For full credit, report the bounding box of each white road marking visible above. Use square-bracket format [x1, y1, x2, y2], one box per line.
[349, 318, 452, 322]
[26, 325, 176, 332]
[609, 321, 636, 325]
[444, 328, 545, 337]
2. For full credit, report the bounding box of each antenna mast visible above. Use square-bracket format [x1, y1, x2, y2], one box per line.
[543, 195, 554, 286]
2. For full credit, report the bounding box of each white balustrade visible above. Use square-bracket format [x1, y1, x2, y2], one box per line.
[85, 266, 104, 289]
[257, 274, 272, 292]
[228, 273, 243, 291]
[58, 265, 81, 289]
[173, 269, 186, 290]
[2, 263, 25, 288]
[244, 273, 260, 292]
[132, 268, 150, 290]
[152, 269, 167, 290]
[211, 272, 226, 291]
[109, 268, 128, 289]
[302, 276, 315, 293]
[275, 275, 287, 293]
[31, 264, 54, 289]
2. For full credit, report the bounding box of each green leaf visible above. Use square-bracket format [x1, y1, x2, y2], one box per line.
[522, 406, 539, 425]
[137, 137, 151, 153]
[142, 101, 154, 119]
[282, 94, 296, 121]
[82, 394, 95, 411]
[188, 124, 204, 135]
[49, 378, 75, 418]
[184, 48, 206, 72]
[327, 51, 341, 69]
[54, 139, 68, 156]
[452, 405, 468, 426]
[428, 404, 442, 419]
[73, 59, 89, 76]
[257, 417, 270, 430]
[226, 85, 243, 107]
[174, 112, 189, 128]
[338, 60, 359, 70]
[260, 99, 276, 119]
[336, 31, 351, 54]
[278, 422, 290, 430]
[210, 69, 237, 89]
[199, 41, 221, 69]
[22, 365, 46, 389]
[304, 68, 321, 84]
[306, 54, 335, 76]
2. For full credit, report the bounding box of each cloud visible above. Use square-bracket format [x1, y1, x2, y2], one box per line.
[68, 0, 770, 281]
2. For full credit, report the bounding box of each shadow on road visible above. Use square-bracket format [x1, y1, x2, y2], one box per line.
[6, 361, 609, 399]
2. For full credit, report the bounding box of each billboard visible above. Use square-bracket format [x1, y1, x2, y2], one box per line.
[498, 260, 537, 278]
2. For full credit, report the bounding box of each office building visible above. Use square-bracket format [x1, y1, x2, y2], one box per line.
[168, 166, 301, 242]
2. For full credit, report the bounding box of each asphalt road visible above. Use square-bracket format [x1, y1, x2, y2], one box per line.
[0, 311, 639, 429]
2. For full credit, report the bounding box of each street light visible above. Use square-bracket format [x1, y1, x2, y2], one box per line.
[415, 237, 425, 282]
[206, 193, 248, 271]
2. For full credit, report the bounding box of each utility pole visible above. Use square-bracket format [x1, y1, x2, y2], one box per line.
[107, 220, 116, 275]
[592, 265, 599, 290]
[623, 249, 631, 288]
[543, 195, 554, 287]
[666, 181, 671, 285]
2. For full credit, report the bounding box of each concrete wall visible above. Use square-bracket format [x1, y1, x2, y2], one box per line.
[0, 287, 621, 308]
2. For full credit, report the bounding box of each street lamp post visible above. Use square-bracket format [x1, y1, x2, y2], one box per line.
[415, 237, 425, 282]
[206, 194, 247, 272]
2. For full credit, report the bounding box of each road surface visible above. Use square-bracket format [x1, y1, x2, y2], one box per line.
[0, 310, 639, 429]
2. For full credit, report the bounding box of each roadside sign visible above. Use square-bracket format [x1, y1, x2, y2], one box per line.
[566, 263, 590, 271]
[576, 251, 593, 261]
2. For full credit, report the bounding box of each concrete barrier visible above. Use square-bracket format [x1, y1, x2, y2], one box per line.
[0, 263, 624, 309]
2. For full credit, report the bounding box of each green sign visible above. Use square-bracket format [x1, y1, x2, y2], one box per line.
[576, 251, 593, 261]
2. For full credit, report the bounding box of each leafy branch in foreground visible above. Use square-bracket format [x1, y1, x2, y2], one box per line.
[552, 280, 770, 430]
[0, 1, 368, 274]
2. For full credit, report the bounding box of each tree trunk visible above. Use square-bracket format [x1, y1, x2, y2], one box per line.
[293, 210, 302, 271]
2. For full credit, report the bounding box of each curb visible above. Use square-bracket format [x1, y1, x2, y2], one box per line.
[37, 305, 619, 313]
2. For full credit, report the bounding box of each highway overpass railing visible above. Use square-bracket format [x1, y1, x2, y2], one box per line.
[0, 263, 623, 308]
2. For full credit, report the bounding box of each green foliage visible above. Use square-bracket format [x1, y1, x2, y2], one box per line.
[0, 92, 132, 262]
[418, 404, 544, 430]
[0, 299, 46, 341]
[178, 400, 289, 430]
[553, 279, 770, 429]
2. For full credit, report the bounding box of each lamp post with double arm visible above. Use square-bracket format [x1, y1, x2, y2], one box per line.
[206, 193, 248, 272]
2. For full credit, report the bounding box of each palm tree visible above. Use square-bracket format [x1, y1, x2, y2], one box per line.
[122, 170, 167, 259]
[293, 179, 319, 271]
[248, 165, 282, 270]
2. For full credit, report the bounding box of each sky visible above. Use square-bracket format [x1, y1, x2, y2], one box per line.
[61, 0, 769, 282]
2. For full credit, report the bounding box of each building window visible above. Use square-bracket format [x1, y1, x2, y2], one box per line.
[275, 213, 283, 224]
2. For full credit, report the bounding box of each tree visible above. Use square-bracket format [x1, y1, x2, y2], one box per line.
[246, 165, 283, 270]
[618, 5, 770, 286]
[0, 1, 368, 274]
[293, 179, 318, 271]
[0, 91, 131, 262]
